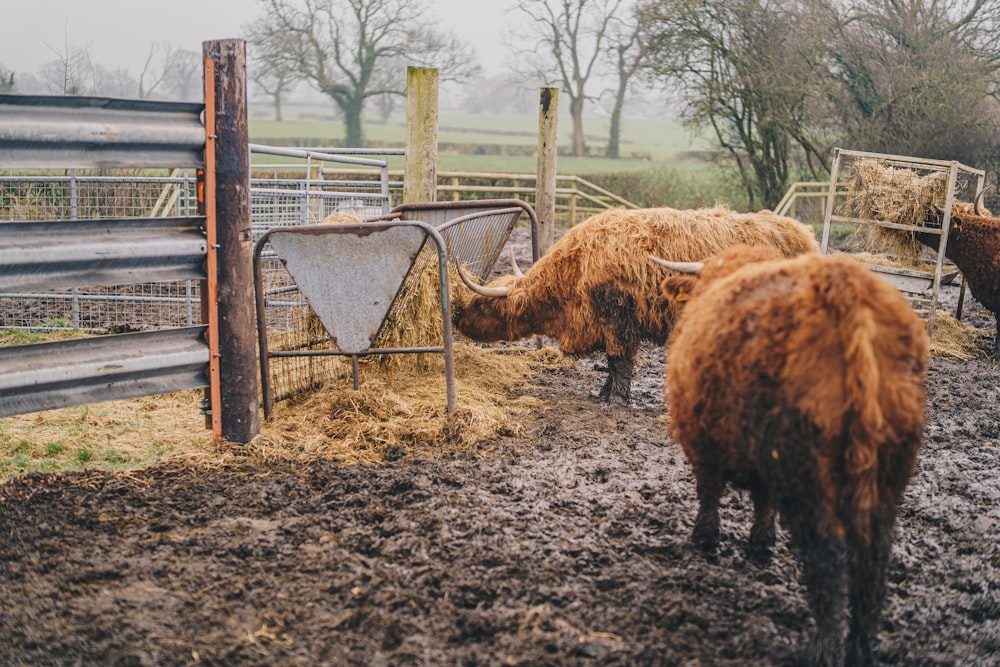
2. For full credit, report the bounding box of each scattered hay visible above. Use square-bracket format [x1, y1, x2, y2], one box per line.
[367, 249, 473, 375]
[319, 211, 366, 225]
[227, 343, 565, 466]
[0, 390, 213, 481]
[849, 251, 955, 274]
[843, 158, 951, 259]
[929, 312, 991, 360]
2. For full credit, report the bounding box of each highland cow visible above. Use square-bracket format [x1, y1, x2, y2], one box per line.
[656, 245, 928, 666]
[920, 195, 1000, 352]
[454, 206, 818, 404]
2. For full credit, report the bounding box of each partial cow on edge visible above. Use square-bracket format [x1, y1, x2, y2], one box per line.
[453, 206, 818, 404]
[921, 195, 1000, 353]
[656, 245, 928, 666]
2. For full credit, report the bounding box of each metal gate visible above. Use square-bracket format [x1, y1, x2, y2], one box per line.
[0, 93, 220, 433]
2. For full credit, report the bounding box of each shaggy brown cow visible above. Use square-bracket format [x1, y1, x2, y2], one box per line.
[454, 206, 818, 403]
[918, 197, 1000, 352]
[658, 245, 928, 666]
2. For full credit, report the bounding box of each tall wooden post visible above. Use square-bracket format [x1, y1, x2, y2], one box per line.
[536, 87, 559, 253]
[404, 67, 439, 204]
[203, 39, 260, 444]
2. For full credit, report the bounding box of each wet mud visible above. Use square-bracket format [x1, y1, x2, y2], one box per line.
[1, 234, 998, 666]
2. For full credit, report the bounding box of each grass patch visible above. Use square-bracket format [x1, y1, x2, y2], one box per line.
[0, 390, 214, 481]
[0, 339, 567, 482]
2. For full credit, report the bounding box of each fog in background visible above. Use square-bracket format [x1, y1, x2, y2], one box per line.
[0, 0, 515, 105]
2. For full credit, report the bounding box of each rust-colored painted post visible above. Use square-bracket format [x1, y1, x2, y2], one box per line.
[203, 38, 260, 444]
[536, 87, 559, 253]
[404, 67, 439, 204]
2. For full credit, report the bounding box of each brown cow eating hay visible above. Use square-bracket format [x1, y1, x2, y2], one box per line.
[453, 206, 818, 404]
[657, 245, 928, 666]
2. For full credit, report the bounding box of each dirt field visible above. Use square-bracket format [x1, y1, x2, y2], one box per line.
[1, 234, 998, 666]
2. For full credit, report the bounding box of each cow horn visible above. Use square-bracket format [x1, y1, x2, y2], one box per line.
[509, 246, 525, 278]
[454, 256, 509, 297]
[649, 256, 704, 273]
[973, 185, 993, 216]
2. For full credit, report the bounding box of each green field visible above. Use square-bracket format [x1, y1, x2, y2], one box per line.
[249, 106, 713, 175]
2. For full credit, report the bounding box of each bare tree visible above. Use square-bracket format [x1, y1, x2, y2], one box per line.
[137, 43, 172, 99]
[136, 43, 200, 101]
[0, 65, 14, 93]
[603, 9, 647, 158]
[93, 65, 137, 98]
[247, 19, 302, 121]
[510, 0, 626, 157]
[161, 49, 201, 101]
[39, 35, 94, 95]
[462, 73, 538, 115]
[822, 0, 1000, 166]
[249, 0, 479, 146]
[640, 0, 835, 208]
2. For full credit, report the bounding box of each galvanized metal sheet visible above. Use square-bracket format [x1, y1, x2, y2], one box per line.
[869, 265, 936, 295]
[0, 94, 205, 168]
[0, 326, 210, 418]
[0, 217, 207, 292]
[267, 226, 428, 354]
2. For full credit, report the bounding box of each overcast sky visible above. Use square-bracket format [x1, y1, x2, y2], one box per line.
[0, 0, 510, 78]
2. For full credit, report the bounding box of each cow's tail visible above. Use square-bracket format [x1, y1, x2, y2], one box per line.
[831, 270, 921, 664]
[834, 290, 887, 546]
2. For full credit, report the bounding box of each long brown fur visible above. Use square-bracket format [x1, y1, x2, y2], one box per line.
[914, 208, 1000, 352]
[662, 245, 928, 666]
[455, 206, 818, 402]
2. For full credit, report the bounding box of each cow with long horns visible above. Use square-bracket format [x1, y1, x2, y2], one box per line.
[453, 206, 818, 403]
[656, 245, 928, 666]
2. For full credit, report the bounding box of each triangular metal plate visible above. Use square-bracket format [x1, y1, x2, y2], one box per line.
[268, 226, 428, 354]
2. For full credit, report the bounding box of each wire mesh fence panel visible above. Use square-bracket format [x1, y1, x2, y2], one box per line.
[0, 170, 202, 331]
[256, 249, 351, 402]
[1, 165, 396, 339]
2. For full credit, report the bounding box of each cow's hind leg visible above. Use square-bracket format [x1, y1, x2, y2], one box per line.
[598, 355, 633, 404]
[747, 482, 776, 565]
[691, 466, 724, 557]
[780, 491, 848, 666]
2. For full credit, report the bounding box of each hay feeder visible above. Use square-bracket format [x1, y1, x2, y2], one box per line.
[820, 147, 986, 335]
[253, 200, 538, 416]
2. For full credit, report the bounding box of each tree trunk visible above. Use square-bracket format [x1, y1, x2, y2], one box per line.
[570, 95, 586, 157]
[606, 90, 625, 159]
[344, 100, 364, 146]
[273, 91, 283, 122]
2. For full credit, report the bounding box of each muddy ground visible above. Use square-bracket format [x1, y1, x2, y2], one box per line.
[1, 234, 999, 666]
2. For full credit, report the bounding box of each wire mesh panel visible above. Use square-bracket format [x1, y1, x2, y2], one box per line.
[0, 171, 202, 331]
[0, 156, 397, 334]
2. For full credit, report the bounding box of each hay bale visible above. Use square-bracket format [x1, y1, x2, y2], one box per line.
[844, 158, 950, 259]
[319, 211, 365, 225]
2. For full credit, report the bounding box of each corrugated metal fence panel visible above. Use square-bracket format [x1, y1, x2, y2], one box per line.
[0, 217, 208, 292]
[0, 326, 210, 418]
[0, 95, 205, 169]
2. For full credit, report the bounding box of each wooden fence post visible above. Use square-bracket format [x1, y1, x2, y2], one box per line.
[203, 38, 260, 444]
[404, 67, 439, 204]
[536, 87, 559, 253]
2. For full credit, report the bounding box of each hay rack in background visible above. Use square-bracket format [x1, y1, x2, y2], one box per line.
[821, 148, 986, 334]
